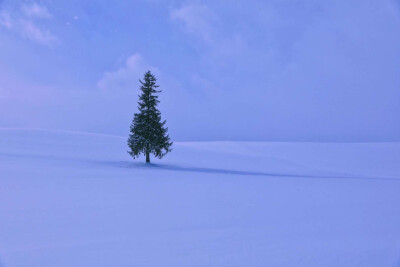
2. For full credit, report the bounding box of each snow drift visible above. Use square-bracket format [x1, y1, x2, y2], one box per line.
[0, 129, 399, 266]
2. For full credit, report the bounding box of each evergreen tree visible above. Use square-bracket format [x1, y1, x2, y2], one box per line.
[127, 71, 172, 163]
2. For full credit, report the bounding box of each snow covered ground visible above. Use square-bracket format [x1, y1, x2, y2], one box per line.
[1, 129, 400, 267]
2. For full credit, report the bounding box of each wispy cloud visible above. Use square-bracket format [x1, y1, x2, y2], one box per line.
[21, 3, 52, 19]
[171, 4, 216, 44]
[97, 54, 158, 92]
[170, 3, 245, 58]
[20, 19, 58, 46]
[170, 3, 246, 98]
[0, 12, 12, 29]
[0, 2, 58, 47]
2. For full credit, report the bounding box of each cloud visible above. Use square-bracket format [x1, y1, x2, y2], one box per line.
[0, 12, 12, 29]
[19, 19, 58, 46]
[171, 4, 216, 44]
[21, 3, 52, 19]
[97, 54, 158, 92]
[170, 3, 246, 60]
[0, 3, 58, 47]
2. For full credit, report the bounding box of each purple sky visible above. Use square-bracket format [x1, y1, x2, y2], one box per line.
[0, 0, 399, 141]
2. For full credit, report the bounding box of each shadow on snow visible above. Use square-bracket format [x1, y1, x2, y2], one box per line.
[1, 151, 399, 182]
[117, 161, 400, 182]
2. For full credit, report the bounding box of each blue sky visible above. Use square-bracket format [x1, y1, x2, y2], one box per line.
[0, 0, 399, 141]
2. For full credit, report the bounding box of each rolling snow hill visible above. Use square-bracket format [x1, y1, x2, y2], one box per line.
[0, 129, 400, 266]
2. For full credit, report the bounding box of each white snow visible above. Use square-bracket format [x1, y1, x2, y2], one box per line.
[0, 129, 400, 266]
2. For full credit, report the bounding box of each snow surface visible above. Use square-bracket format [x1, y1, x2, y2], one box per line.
[1, 129, 400, 266]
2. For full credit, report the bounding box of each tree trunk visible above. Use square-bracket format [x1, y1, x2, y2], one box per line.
[146, 151, 150, 163]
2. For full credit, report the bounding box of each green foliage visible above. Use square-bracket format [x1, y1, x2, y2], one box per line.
[127, 71, 172, 162]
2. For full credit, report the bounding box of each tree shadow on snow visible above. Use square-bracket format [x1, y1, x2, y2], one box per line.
[1, 151, 398, 182]
[116, 161, 400, 182]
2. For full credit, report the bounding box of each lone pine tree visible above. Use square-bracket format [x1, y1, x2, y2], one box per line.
[127, 71, 172, 163]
